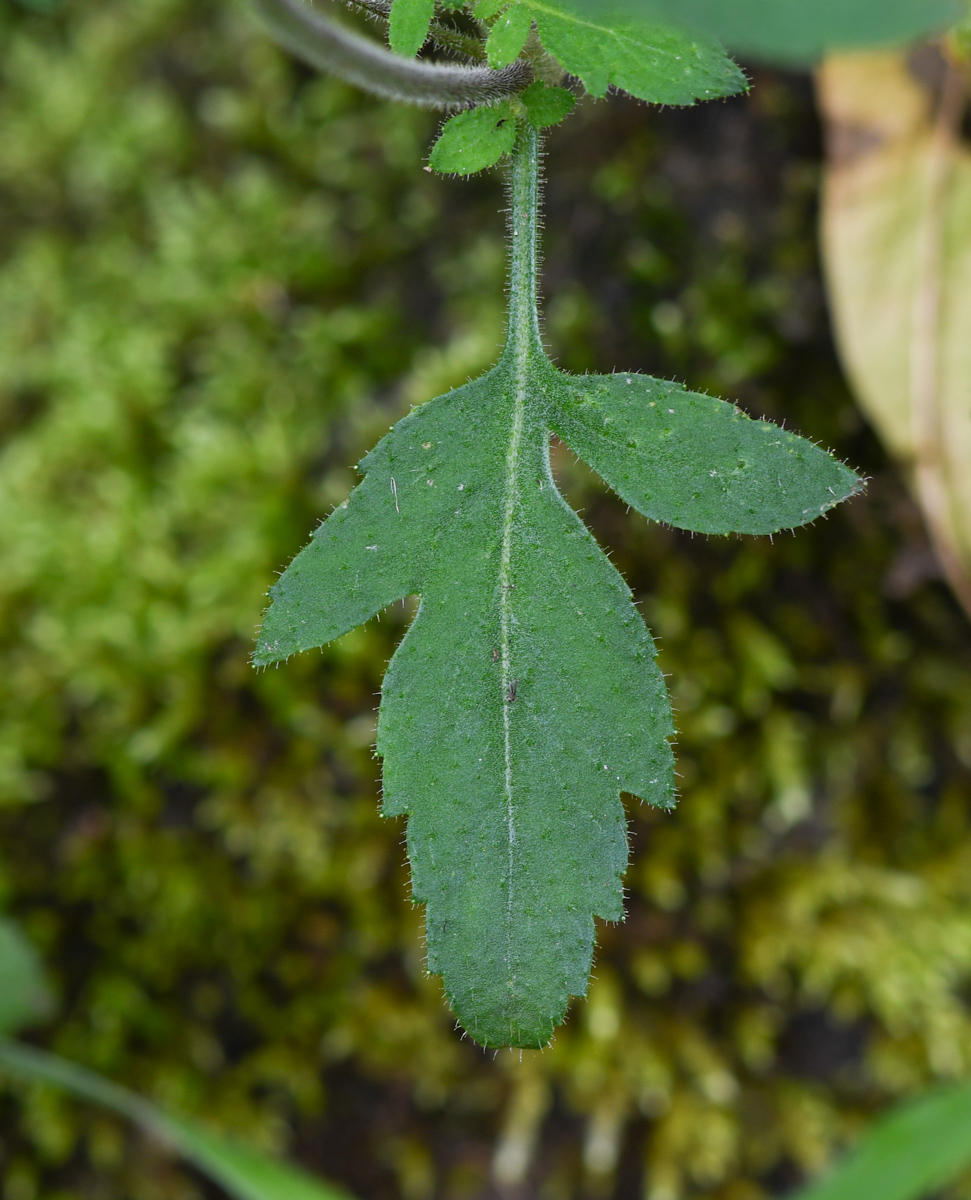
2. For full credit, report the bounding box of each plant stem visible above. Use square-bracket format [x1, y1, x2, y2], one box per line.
[504, 123, 544, 361]
[253, 0, 530, 108]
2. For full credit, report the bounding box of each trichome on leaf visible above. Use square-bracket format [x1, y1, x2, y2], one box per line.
[255, 119, 862, 1047]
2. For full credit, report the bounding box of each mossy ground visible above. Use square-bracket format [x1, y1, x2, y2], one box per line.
[2, 2, 971, 1197]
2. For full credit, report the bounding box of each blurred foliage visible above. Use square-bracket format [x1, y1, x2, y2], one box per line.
[3, 1, 971, 1198]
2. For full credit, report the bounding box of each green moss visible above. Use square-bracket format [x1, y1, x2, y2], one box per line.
[3, 2, 971, 1197]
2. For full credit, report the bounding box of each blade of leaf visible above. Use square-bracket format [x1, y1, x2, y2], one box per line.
[376, 361, 674, 1047]
[389, 0, 435, 57]
[791, 1082, 971, 1200]
[259, 129, 675, 1047]
[0, 1039, 350, 1200]
[487, 3, 533, 67]
[563, 0, 962, 63]
[260, 366, 675, 1048]
[551, 373, 862, 534]
[0, 919, 54, 1037]
[427, 103, 517, 175]
[519, 0, 747, 104]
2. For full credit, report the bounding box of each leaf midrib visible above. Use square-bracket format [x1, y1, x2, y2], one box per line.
[499, 353, 527, 1005]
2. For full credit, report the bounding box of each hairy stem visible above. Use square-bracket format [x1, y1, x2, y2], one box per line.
[253, 0, 530, 108]
[504, 123, 544, 361]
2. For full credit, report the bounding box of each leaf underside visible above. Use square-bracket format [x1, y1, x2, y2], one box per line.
[255, 353, 860, 1047]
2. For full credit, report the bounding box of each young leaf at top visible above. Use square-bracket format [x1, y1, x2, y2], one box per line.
[429, 102, 517, 175]
[389, 0, 435, 57]
[255, 126, 862, 1047]
[479, 0, 748, 104]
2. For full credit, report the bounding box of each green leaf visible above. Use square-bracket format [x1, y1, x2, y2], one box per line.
[388, 0, 435, 57]
[255, 127, 860, 1048]
[510, 0, 748, 104]
[0, 1040, 350, 1200]
[519, 81, 575, 128]
[429, 103, 517, 175]
[792, 1082, 971, 1200]
[486, 3, 533, 66]
[0, 919, 54, 1036]
[552, 374, 861, 534]
[574, 0, 962, 63]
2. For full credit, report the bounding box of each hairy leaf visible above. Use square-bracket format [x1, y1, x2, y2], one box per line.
[0, 919, 53, 1036]
[575, 0, 962, 62]
[497, 0, 748, 103]
[519, 81, 575, 128]
[256, 127, 860, 1047]
[388, 0, 435, 57]
[0, 1040, 350, 1200]
[429, 102, 517, 174]
[793, 1082, 971, 1200]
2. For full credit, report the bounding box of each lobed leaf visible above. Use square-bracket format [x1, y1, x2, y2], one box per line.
[552, 373, 862, 534]
[256, 349, 859, 1046]
[429, 103, 517, 174]
[388, 0, 435, 57]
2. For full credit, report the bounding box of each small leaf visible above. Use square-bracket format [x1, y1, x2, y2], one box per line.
[0, 1040, 350, 1200]
[519, 81, 575, 128]
[474, 0, 507, 18]
[486, 3, 534, 66]
[389, 0, 435, 57]
[552, 373, 862, 534]
[429, 103, 518, 175]
[0, 919, 54, 1037]
[518, 0, 747, 104]
[793, 1082, 971, 1200]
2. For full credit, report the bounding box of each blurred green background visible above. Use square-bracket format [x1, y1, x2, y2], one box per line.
[3, 0, 971, 1197]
